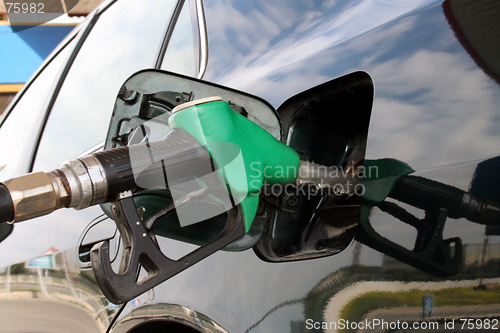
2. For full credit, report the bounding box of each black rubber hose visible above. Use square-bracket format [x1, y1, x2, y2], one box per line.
[390, 175, 500, 225]
[389, 175, 466, 213]
[93, 128, 213, 202]
[0, 184, 14, 223]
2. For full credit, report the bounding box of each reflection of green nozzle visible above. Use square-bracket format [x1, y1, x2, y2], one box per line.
[169, 97, 300, 231]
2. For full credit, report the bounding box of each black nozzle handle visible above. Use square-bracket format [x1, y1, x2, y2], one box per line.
[0, 184, 14, 224]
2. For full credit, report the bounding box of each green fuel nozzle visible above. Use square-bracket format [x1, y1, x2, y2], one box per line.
[169, 96, 300, 232]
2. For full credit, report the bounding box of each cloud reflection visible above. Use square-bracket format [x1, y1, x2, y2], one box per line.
[366, 50, 500, 169]
[204, 0, 440, 91]
[205, 0, 500, 171]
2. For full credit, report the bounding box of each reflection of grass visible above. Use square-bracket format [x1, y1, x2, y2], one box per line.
[339, 287, 500, 333]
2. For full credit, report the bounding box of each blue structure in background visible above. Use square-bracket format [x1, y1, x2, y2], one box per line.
[26, 254, 55, 269]
[0, 23, 75, 85]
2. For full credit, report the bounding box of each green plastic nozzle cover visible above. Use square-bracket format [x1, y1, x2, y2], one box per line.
[168, 98, 300, 232]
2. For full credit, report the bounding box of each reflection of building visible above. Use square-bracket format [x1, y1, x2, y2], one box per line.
[25, 246, 60, 270]
[0, 0, 104, 115]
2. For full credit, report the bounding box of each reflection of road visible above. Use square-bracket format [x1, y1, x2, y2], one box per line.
[324, 279, 500, 333]
[4, 280, 106, 314]
[362, 304, 500, 333]
[1, 274, 110, 331]
[0, 299, 101, 333]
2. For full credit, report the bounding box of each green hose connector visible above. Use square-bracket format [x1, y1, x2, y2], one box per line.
[359, 158, 415, 229]
[169, 97, 300, 232]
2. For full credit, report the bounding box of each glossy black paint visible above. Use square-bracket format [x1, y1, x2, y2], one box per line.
[114, 1, 500, 332]
[0, 0, 498, 332]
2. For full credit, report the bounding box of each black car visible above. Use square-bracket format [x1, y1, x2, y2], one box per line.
[0, 0, 499, 332]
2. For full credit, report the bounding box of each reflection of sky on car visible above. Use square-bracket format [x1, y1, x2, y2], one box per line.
[33, 0, 178, 172]
[0, 41, 74, 181]
[161, 1, 196, 77]
[203, 0, 440, 91]
[204, 0, 500, 173]
[366, 45, 500, 171]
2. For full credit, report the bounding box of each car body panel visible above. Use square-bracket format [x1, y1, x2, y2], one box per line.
[111, 1, 500, 332]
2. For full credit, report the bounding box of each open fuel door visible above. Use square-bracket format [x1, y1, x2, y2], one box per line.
[254, 71, 374, 262]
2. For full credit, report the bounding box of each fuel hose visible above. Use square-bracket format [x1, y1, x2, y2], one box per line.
[0, 128, 211, 223]
[390, 175, 500, 225]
